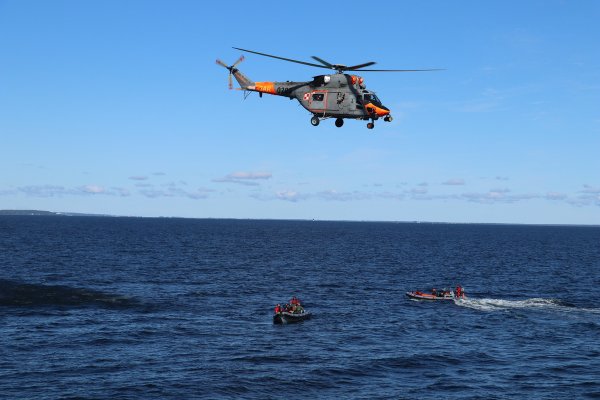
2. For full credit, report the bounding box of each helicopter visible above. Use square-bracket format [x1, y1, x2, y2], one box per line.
[217, 47, 441, 129]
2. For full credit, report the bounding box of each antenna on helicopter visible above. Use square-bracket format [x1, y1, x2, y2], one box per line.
[215, 55, 245, 89]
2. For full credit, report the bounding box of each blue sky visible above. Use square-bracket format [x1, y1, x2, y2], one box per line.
[1, 0, 599, 224]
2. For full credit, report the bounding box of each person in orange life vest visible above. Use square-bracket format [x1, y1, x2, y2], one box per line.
[455, 286, 462, 298]
[274, 304, 281, 314]
[290, 296, 300, 306]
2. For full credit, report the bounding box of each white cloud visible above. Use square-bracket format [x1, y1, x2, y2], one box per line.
[276, 190, 305, 202]
[461, 191, 539, 204]
[80, 185, 105, 194]
[129, 176, 148, 181]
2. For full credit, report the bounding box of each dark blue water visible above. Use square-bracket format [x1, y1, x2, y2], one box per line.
[1, 216, 600, 399]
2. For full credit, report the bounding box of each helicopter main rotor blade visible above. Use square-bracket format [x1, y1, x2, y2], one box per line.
[347, 61, 376, 70]
[228, 73, 233, 90]
[354, 68, 445, 72]
[311, 56, 333, 68]
[232, 47, 444, 73]
[216, 59, 229, 69]
[233, 47, 330, 70]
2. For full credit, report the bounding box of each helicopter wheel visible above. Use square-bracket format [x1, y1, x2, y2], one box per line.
[367, 122, 374, 129]
[384, 115, 393, 122]
[335, 118, 344, 128]
[310, 116, 320, 126]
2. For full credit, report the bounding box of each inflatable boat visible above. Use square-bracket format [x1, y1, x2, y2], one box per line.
[273, 310, 312, 324]
[406, 289, 466, 301]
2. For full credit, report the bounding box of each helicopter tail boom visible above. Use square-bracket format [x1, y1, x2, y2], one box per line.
[231, 69, 254, 90]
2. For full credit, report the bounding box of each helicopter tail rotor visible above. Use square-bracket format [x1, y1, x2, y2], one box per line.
[216, 55, 245, 89]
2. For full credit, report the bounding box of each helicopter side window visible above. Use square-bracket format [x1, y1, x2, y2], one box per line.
[312, 93, 324, 101]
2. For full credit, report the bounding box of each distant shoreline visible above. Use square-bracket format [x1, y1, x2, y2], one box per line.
[0, 210, 598, 227]
[0, 210, 113, 217]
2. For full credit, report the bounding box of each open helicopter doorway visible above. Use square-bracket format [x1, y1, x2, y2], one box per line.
[309, 90, 328, 114]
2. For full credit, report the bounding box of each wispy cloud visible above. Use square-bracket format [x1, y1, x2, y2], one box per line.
[80, 185, 105, 194]
[316, 190, 372, 202]
[16, 184, 129, 197]
[443, 179, 466, 186]
[261, 186, 545, 206]
[461, 190, 539, 204]
[139, 186, 212, 200]
[570, 184, 600, 206]
[129, 176, 148, 181]
[546, 192, 567, 201]
[213, 171, 272, 186]
[275, 190, 306, 202]
[582, 184, 600, 194]
[18, 185, 76, 197]
[411, 187, 428, 195]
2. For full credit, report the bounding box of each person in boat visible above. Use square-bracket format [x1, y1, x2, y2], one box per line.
[432, 288, 437, 296]
[290, 296, 301, 306]
[455, 285, 463, 298]
[274, 304, 282, 314]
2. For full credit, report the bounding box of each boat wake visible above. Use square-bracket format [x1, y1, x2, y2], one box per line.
[455, 297, 600, 314]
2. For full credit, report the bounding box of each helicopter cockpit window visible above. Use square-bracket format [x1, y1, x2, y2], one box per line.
[312, 93, 324, 101]
[363, 94, 381, 105]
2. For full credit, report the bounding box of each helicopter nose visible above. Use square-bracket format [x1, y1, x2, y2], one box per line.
[365, 103, 390, 117]
[377, 105, 390, 116]
[373, 104, 391, 116]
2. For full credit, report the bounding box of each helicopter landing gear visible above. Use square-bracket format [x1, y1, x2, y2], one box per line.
[310, 116, 320, 126]
[335, 118, 344, 128]
[367, 122, 375, 129]
[384, 115, 393, 122]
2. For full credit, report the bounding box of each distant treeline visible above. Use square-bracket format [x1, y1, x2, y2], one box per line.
[0, 210, 60, 216]
[0, 210, 110, 217]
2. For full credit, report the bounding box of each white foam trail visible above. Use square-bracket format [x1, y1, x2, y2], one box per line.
[454, 297, 600, 314]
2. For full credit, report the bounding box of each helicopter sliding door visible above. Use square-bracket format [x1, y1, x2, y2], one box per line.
[309, 90, 328, 115]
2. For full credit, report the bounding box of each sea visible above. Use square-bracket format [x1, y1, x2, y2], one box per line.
[1, 216, 599, 399]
